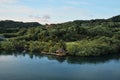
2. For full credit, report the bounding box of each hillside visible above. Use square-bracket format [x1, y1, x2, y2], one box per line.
[0, 20, 41, 34]
[0, 20, 41, 28]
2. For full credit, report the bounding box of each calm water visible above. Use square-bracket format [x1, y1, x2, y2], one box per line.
[0, 52, 120, 80]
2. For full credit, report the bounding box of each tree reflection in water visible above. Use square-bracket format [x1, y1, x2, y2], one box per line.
[0, 51, 120, 64]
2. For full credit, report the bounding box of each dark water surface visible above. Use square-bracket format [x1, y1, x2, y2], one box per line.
[0, 52, 120, 80]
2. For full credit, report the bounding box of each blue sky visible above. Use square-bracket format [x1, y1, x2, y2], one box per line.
[0, 0, 120, 24]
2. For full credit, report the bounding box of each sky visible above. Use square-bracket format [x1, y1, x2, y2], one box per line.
[0, 0, 120, 24]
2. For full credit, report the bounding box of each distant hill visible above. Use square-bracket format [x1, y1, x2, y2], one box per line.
[0, 20, 41, 28]
[0, 15, 120, 28]
[108, 15, 120, 22]
[45, 15, 120, 29]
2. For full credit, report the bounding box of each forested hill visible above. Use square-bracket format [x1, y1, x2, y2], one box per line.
[42, 15, 120, 42]
[0, 15, 120, 41]
[46, 15, 120, 28]
[0, 20, 41, 28]
[0, 20, 41, 33]
[108, 15, 120, 22]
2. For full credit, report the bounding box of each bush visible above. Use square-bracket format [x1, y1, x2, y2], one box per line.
[29, 41, 42, 52]
[66, 38, 119, 56]
[49, 46, 58, 53]
[66, 44, 79, 56]
[0, 41, 15, 51]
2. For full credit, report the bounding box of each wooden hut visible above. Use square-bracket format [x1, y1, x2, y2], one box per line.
[56, 48, 66, 56]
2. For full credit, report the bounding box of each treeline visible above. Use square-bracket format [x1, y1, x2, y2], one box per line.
[0, 15, 120, 56]
[0, 40, 66, 54]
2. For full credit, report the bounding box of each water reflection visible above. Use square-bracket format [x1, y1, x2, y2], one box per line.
[0, 51, 120, 64]
[66, 54, 120, 64]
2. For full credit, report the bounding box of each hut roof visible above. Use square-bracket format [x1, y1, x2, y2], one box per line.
[56, 48, 66, 53]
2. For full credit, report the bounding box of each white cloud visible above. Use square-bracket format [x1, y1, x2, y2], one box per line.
[29, 14, 51, 23]
[0, 0, 92, 24]
[0, 5, 53, 24]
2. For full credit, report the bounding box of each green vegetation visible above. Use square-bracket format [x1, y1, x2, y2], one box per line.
[0, 15, 120, 56]
[67, 37, 120, 56]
